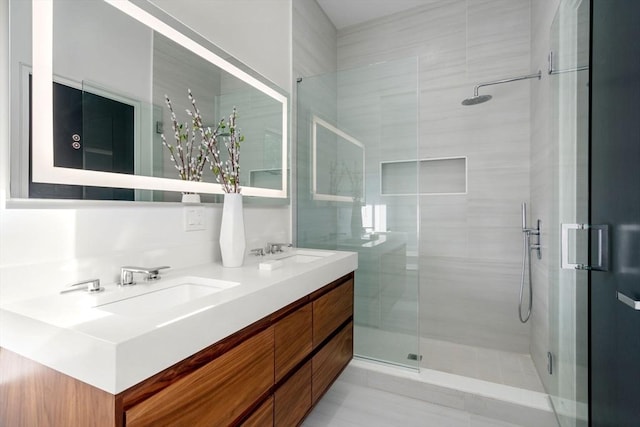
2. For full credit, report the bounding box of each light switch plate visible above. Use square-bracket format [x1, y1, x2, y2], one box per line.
[184, 207, 205, 231]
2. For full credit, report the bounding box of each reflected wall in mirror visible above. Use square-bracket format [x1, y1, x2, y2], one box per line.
[312, 116, 365, 203]
[10, 0, 288, 201]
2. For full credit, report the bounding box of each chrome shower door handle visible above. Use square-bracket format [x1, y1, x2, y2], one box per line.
[561, 223, 609, 271]
[561, 223, 584, 270]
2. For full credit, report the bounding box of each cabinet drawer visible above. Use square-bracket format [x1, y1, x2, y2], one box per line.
[241, 396, 273, 427]
[274, 304, 312, 382]
[125, 328, 274, 427]
[312, 321, 353, 404]
[313, 278, 354, 347]
[274, 361, 312, 427]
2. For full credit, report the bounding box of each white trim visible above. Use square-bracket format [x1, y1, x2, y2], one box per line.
[31, 0, 288, 198]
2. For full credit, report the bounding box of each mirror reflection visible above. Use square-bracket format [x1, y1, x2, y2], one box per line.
[10, 0, 287, 201]
[312, 116, 365, 203]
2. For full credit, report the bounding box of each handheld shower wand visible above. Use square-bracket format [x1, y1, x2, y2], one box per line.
[519, 203, 541, 323]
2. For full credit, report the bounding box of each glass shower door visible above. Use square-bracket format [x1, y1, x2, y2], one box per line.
[548, 1, 590, 426]
[296, 58, 420, 369]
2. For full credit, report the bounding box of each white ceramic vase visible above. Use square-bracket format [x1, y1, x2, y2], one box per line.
[219, 193, 246, 267]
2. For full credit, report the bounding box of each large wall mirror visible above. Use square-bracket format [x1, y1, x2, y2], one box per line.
[10, 0, 288, 201]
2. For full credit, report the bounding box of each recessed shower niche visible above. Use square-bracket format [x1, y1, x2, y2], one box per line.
[380, 157, 467, 196]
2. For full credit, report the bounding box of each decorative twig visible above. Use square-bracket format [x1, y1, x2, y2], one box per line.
[161, 94, 209, 183]
[161, 90, 244, 193]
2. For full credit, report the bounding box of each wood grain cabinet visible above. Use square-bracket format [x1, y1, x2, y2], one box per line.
[313, 321, 354, 404]
[0, 272, 354, 427]
[125, 328, 274, 427]
[274, 303, 312, 382]
[240, 397, 274, 427]
[274, 361, 312, 426]
[312, 277, 354, 347]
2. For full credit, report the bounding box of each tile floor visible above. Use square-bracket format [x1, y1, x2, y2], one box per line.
[303, 378, 525, 427]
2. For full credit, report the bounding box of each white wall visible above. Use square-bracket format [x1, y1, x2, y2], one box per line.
[337, 0, 533, 353]
[0, 0, 292, 304]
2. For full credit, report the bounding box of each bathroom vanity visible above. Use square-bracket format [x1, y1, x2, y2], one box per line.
[0, 249, 357, 426]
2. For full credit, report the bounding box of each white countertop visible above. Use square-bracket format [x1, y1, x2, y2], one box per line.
[0, 249, 357, 394]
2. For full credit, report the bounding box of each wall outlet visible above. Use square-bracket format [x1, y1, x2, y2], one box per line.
[184, 207, 205, 231]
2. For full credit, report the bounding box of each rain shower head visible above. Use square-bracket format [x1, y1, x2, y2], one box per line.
[461, 70, 542, 106]
[462, 94, 492, 106]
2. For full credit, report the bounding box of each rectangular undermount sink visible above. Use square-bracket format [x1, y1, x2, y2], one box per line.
[258, 249, 335, 270]
[279, 249, 336, 263]
[97, 277, 238, 317]
[281, 254, 323, 264]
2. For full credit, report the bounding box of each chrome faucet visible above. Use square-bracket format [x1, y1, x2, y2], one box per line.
[60, 278, 103, 294]
[266, 242, 292, 254]
[250, 248, 266, 256]
[120, 266, 170, 286]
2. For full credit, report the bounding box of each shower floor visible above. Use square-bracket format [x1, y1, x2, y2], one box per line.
[420, 337, 545, 393]
[354, 325, 545, 393]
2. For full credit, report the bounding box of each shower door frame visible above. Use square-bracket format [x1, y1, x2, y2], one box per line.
[549, 0, 590, 426]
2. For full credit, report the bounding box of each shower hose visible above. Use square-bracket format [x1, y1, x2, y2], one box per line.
[519, 231, 533, 323]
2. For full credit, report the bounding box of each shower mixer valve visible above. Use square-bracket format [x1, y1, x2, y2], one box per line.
[523, 219, 542, 260]
[521, 203, 541, 259]
[525, 219, 542, 259]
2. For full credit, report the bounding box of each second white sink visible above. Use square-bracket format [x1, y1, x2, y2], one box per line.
[278, 249, 336, 264]
[280, 254, 323, 264]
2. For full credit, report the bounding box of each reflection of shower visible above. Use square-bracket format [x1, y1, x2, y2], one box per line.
[462, 70, 542, 105]
[519, 203, 541, 323]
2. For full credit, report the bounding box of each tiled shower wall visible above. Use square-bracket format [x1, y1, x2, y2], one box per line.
[337, 0, 533, 353]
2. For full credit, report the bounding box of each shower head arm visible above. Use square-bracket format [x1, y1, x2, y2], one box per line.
[473, 71, 542, 97]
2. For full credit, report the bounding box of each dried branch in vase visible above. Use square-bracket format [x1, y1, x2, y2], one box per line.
[160, 94, 212, 183]
[161, 90, 244, 194]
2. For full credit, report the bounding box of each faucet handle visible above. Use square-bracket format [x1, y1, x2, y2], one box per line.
[60, 278, 103, 294]
[120, 266, 170, 285]
[143, 266, 170, 280]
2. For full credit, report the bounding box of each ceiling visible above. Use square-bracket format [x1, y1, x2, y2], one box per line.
[316, 0, 437, 30]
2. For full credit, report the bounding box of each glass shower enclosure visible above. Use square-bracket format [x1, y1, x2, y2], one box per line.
[296, 58, 420, 369]
[548, 0, 590, 426]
